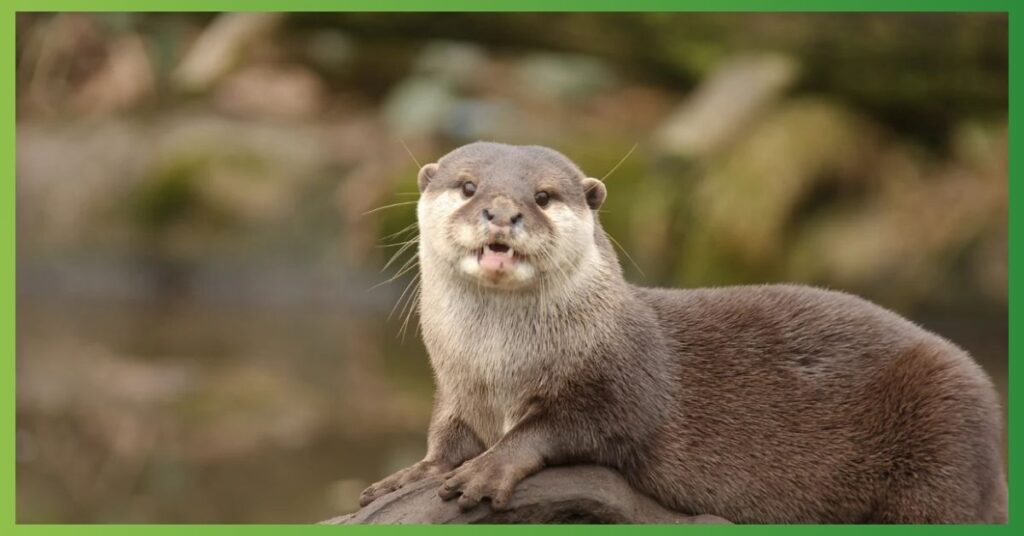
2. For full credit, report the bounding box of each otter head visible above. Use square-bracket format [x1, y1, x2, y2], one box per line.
[416, 142, 607, 290]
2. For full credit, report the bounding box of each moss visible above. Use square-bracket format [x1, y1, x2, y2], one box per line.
[131, 157, 204, 231]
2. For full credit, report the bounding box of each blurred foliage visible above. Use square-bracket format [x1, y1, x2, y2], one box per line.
[133, 158, 205, 231]
[15, 12, 1007, 523]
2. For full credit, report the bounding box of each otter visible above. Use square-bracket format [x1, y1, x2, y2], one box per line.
[359, 141, 1007, 523]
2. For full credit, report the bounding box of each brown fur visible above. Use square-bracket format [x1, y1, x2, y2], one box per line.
[360, 142, 1007, 523]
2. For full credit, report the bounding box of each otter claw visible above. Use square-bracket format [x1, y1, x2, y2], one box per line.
[457, 494, 481, 511]
[362, 460, 451, 507]
[438, 481, 461, 500]
[438, 455, 523, 511]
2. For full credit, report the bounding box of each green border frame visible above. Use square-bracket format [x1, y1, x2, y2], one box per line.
[3, 0, 1016, 532]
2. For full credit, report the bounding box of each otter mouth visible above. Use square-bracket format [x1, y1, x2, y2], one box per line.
[477, 241, 520, 273]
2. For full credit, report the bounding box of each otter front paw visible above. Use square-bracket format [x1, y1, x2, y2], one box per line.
[437, 454, 528, 511]
[360, 460, 451, 507]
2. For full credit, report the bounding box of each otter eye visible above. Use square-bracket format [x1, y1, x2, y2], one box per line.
[535, 191, 550, 207]
[461, 181, 476, 198]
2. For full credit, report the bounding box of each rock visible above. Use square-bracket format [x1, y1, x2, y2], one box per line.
[381, 76, 458, 137]
[173, 13, 286, 93]
[301, 30, 356, 76]
[72, 33, 155, 115]
[324, 466, 731, 524]
[214, 63, 326, 119]
[414, 41, 488, 87]
[654, 54, 799, 158]
[515, 53, 617, 102]
[16, 115, 332, 250]
[446, 99, 516, 141]
[687, 98, 877, 269]
[785, 120, 1007, 307]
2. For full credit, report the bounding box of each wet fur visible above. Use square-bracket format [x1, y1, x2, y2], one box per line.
[360, 142, 1007, 523]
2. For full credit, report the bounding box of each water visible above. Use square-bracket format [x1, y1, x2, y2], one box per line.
[16, 258, 436, 523]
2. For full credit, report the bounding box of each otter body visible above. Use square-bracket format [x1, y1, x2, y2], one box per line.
[360, 142, 1007, 523]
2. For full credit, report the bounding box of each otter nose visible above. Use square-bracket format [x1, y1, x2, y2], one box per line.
[482, 206, 523, 227]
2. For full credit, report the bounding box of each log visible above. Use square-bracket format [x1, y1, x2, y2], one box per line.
[322, 466, 731, 524]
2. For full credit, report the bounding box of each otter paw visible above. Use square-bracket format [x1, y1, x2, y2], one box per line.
[360, 460, 450, 507]
[438, 455, 522, 511]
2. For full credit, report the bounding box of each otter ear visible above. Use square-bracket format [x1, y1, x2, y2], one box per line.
[417, 163, 438, 193]
[581, 178, 607, 210]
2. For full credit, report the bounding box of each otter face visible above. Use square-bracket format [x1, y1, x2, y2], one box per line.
[416, 142, 606, 290]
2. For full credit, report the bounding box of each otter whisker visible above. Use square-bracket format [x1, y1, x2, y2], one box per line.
[388, 271, 420, 322]
[539, 271, 550, 319]
[598, 142, 639, 183]
[605, 232, 646, 278]
[395, 278, 414, 323]
[362, 201, 419, 216]
[377, 237, 419, 249]
[382, 236, 420, 272]
[391, 256, 420, 280]
[398, 137, 423, 168]
[398, 276, 422, 341]
[381, 222, 419, 241]
[378, 232, 418, 252]
[370, 257, 419, 292]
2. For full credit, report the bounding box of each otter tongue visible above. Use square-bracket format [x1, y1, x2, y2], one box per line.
[480, 248, 515, 272]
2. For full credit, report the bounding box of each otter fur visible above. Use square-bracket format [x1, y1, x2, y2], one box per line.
[359, 142, 1007, 523]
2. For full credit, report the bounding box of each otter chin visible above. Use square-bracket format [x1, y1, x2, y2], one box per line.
[361, 141, 1007, 524]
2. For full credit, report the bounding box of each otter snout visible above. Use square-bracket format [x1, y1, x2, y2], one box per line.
[482, 197, 523, 229]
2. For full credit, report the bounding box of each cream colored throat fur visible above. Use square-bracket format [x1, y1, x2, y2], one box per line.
[417, 230, 612, 446]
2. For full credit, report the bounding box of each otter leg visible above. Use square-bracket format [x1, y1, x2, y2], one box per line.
[868, 457, 1007, 523]
[863, 344, 1007, 523]
[438, 421, 550, 511]
[360, 415, 485, 507]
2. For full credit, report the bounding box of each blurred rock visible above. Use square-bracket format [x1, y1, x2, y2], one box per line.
[514, 53, 617, 102]
[446, 99, 517, 141]
[689, 98, 878, 271]
[72, 33, 155, 116]
[302, 30, 356, 76]
[586, 86, 676, 133]
[787, 120, 1007, 305]
[382, 76, 458, 137]
[17, 13, 114, 117]
[671, 95, 1007, 308]
[17, 335, 329, 461]
[414, 41, 487, 88]
[197, 160, 300, 225]
[18, 339, 194, 421]
[173, 13, 286, 93]
[17, 120, 156, 248]
[655, 54, 799, 158]
[214, 63, 326, 119]
[17, 116, 333, 253]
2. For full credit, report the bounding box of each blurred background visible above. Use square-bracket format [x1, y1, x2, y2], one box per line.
[15, 12, 1007, 523]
